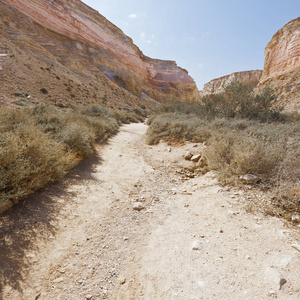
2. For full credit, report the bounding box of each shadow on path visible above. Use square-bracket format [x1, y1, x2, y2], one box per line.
[0, 150, 103, 296]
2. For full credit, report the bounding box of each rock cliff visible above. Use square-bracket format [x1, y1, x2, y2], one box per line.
[200, 70, 262, 96]
[260, 17, 300, 111]
[0, 0, 198, 106]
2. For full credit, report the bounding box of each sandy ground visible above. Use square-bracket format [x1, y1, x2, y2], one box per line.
[0, 123, 299, 300]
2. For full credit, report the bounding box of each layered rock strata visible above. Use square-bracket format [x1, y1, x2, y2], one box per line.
[261, 17, 300, 81]
[260, 17, 300, 111]
[1, 0, 198, 102]
[200, 70, 262, 96]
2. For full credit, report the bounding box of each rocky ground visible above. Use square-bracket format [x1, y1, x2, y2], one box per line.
[0, 123, 299, 300]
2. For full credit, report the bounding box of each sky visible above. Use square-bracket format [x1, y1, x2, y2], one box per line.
[81, 0, 299, 89]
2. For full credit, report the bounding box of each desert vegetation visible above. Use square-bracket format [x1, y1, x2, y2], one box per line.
[147, 82, 300, 220]
[0, 102, 147, 207]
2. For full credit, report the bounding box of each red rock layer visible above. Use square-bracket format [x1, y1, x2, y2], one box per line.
[1, 0, 198, 101]
[200, 70, 262, 96]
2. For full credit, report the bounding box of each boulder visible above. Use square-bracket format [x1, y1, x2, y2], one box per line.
[183, 151, 193, 160]
[191, 154, 201, 162]
[240, 174, 260, 184]
[0, 199, 13, 214]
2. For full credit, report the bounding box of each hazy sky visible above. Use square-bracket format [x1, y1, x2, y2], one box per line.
[81, 0, 299, 89]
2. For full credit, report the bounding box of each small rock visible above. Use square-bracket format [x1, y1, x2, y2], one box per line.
[53, 277, 64, 283]
[35, 292, 41, 300]
[240, 174, 260, 184]
[0, 199, 14, 214]
[133, 202, 145, 211]
[183, 151, 193, 160]
[269, 290, 275, 295]
[265, 267, 287, 290]
[123, 237, 129, 241]
[291, 243, 300, 252]
[279, 278, 287, 290]
[192, 240, 202, 250]
[191, 154, 201, 162]
[85, 295, 93, 300]
[119, 277, 126, 285]
[167, 147, 172, 152]
[291, 214, 300, 223]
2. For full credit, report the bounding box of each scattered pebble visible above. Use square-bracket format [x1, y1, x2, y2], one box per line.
[192, 240, 202, 250]
[265, 267, 287, 290]
[240, 174, 260, 184]
[53, 277, 64, 283]
[133, 202, 145, 211]
[291, 214, 300, 223]
[183, 151, 193, 160]
[119, 277, 126, 285]
[191, 154, 201, 162]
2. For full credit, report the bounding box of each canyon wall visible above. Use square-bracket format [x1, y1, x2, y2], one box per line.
[261, 17, 300, 81]
[0, 0, 198, 105]
[200, 70, 262, 96]
[260, 17, 300, 111]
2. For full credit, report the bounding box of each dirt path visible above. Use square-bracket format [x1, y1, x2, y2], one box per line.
[0, 123, 299, 300]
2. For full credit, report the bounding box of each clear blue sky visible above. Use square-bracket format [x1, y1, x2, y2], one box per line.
[81, 0, 299, 89]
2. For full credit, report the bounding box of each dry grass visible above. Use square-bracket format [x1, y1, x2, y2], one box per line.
[146, 89, 300, 221]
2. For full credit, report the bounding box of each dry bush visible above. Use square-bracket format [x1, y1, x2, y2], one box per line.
[0, 102, 146, 208]
[147, 104, 300, 219]
[205, 132, 285, 183]
[0, 123, 77, 203]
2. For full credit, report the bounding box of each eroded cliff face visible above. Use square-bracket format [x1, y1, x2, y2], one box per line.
[261, 18, 300, 81]
[0, 0, 198, 104]
[260, 17, 300, 111]
[200, 70, 262, 96]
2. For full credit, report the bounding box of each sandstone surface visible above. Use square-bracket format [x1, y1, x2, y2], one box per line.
[0, 0, 198, 106]
[260, 17, 300, 111]
[200, 70, 262, 96]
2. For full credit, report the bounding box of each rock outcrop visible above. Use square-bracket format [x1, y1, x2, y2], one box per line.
[0, 0, 198, 104]
[0, 43, 7, 71]
[200, 70, 262, 96]
[261, 18, 300, 81]
[260, 17, 300, 111]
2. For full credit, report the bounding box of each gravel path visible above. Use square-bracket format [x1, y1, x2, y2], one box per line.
[0, 123, 299, 300]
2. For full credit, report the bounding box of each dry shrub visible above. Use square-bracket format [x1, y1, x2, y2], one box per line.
[266, 141, 300, 219]
[205, 132, 285, 183]
[147, 105, 300, 219]
[0, 124, 77, 203]
[0, 102, 145, 208]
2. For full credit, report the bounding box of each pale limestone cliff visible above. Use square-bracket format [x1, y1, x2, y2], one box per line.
[261, 17, 300, 81]
[1, 0, 198, 102]
[260, 17, 300, 111]
[200, 70, 262, 96]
